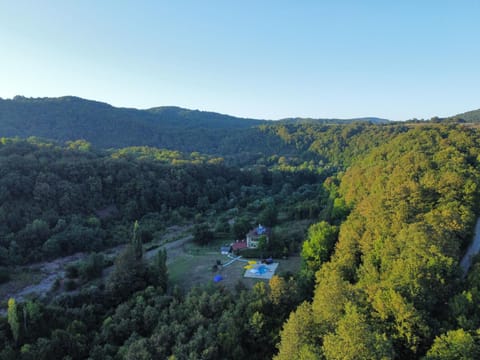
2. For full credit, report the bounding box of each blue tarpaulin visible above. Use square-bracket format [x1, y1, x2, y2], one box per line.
[213, 275, 223, 282]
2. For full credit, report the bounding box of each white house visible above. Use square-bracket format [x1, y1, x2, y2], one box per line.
[246, 224, 269, 248]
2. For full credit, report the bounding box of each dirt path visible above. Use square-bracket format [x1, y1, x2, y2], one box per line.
[1, 225, 193, 306]
[0, 253, 88, 304]
[145, 234, 192, 263]
[460, 217, 480, 274]
[101, 234, 193, 278]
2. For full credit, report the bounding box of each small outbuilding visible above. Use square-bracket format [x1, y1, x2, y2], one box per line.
[220, 246, 231, 255]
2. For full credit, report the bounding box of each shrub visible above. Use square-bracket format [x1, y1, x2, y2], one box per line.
[65, 279, 77, 291]
[0, 267, 10, 284]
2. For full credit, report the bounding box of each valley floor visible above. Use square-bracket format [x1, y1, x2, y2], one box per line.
[0, 224, 302, 314]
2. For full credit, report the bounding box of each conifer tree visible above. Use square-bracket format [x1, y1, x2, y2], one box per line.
[156, 248, 168, 293]
[132, 220, 143, 261]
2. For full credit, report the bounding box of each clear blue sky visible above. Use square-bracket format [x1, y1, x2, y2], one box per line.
[0, 1, 479, 120]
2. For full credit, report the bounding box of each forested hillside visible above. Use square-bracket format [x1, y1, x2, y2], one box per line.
[0, 96, 391, 158]
[453, 109, 480, 123]
[0, 137, 327, 266]
[276, 126, 480, 359]
[1, 121, 480, 359]
[0, 96, 265, 154]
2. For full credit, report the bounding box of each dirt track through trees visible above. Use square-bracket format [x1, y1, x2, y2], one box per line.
[1, 226, 192, 308]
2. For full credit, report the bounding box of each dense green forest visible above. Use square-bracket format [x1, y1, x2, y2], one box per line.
[0, 137, 328, 266]
[1, 111, 480, 359]
[0, 96, 396, 162]
[276, 126, 480, 359]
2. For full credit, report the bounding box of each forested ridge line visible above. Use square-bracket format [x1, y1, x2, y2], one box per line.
[276, 125, 480, 359]
[0, 96, 391, 159]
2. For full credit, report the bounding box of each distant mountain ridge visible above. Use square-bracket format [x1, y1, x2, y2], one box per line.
[278, 116, 390, 125]
[0, 96, 265, 152]
[453, 108, 480, 122]
[3, 95, 265, 130]
[144, 105, 266, 128]
[0, 96, 393, 153]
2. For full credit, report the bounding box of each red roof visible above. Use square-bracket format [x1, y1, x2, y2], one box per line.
[232, 240, 248, 251]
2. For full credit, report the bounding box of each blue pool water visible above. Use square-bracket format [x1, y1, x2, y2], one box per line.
[256, 265, 268, 274]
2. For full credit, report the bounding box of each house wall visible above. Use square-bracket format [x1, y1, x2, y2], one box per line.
[247, 235, 256, 248]
[246, 229, 269, 248]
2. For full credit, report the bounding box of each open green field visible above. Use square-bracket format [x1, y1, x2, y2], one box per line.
[168, 240, 302, 291]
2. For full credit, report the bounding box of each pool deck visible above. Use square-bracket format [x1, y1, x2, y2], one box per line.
[243, 263, 278, 280]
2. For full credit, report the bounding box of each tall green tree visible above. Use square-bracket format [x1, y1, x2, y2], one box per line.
[150, 248, 168, 293]
[232, 217, 251, 240]
[322, 303, 393, 360]
[301, 221, 338, 273]
[274, 302, 320, 360]
[7, 298, 20, 344]
[258, 205, 278, 227]
[193, 223, 213, 245]
[425, 329, 480, 360]
[132, 220, 143, 261]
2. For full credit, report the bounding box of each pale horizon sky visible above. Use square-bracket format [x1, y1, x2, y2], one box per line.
[0, 1, 479, 121]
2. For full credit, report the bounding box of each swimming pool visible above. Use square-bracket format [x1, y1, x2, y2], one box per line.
[244, 262, 278, 280]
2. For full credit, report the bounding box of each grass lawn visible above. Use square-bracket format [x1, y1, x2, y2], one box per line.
[166, 217, 308, 291]
[168, 247, 302, 291]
